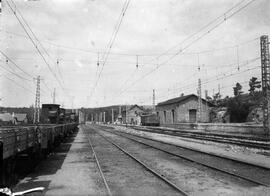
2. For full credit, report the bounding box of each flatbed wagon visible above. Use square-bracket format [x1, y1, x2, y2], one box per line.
[0, 123, 78, 187]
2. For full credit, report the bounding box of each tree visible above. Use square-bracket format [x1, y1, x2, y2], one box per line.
[248, 77, 261, 96]
[227, 98, 250, 122]
[233, 82, 243, 97]
[213, 92, 221, 105]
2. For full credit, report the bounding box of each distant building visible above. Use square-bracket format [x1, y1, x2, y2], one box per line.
[156, 94, 213, 124]
[13, 113, 28, 125]
[0, 112, 14, 125]
[125, 105, 144, 125]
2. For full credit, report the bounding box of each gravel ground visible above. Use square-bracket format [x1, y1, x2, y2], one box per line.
[14, 126, 106, 196]
[94, 125, 270, 196]
[87, 126, 184, 196]
[110, 125, 270, 169]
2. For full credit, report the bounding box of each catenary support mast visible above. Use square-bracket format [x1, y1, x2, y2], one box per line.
[260, 35, 270, 135]
[33, 75, 41, 124]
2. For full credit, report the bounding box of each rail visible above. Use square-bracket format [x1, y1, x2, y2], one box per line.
[97, 126, 270, 187]
[85, 130, 112, 196]
[94, 129, 189, 196]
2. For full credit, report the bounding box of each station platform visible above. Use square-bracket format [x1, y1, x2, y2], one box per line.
[14, 126, 105, 196]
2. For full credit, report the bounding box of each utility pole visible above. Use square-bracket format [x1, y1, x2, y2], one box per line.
[260, 35, 270, 135]
[197, 78, 202, 123]
[53, 88, 56, 104]
[119, 106, 122, 123]
[152, 89, 156, 112]
[33, 75, 41, 124]
[125, 105, 128, 124]
[218, 84, 220, 95]
[205, 90, 208, 99]
[112, 109, 114, 123]
[197, 53, 202, 123]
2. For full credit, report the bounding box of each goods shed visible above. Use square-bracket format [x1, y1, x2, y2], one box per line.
[156, 94, 213, 124]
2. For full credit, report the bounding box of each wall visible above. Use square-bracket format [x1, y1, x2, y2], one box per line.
[161, 123, 265, 135]
[157, 97, 211, 124]
[126, 107, 143, 125]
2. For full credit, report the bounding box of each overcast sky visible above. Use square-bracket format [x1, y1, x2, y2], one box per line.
[0, 0, 269, 108]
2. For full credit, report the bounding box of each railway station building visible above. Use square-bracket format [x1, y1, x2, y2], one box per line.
[156, 94, 213, 124]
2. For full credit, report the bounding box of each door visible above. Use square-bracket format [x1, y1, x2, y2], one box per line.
[189, 109, 197, 123]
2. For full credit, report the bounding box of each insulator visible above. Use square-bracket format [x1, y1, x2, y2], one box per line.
[97, 52, 100, 66]
[136, 55, 139, 68]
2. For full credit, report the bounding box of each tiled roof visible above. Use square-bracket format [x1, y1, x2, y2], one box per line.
[129, 104, 144, 111]
[157, 94, 212, 106]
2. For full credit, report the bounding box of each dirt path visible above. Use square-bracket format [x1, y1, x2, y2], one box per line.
[14, 126, 106, 196]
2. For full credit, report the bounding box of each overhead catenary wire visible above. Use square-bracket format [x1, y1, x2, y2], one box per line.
[0, 50, 33, 78]
[9, 0, 65, 84]
[3, 75, 35, 95]
[1, 28, 259, 57]
[120, 57, 260, 105]
[137, 65, 260, 105]
[89, 0, 131, 100]
[0, 64, 31, 81]
[5, 0, 67, 98]
[156, 0, 252, 58]
[116, 0, 257, 98]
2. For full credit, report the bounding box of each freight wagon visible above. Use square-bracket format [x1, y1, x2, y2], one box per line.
[140, 114, 160, 126]
[0, 104, 80, 187]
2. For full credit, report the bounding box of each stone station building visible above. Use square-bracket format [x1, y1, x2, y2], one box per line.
[156, 94, 213, 124]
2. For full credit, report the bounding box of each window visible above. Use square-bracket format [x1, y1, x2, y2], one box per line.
[163, 111, 166, 123]
[172, 109, 175, 123]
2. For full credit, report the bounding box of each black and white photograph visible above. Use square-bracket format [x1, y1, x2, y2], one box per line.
[0, 0, 270, 195]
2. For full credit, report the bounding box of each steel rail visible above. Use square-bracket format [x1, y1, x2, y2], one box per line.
[129, 126, 270, 150]
[84, 129, 112, 196]
[94, 129, 189, 196]
[98, 126, 270, 187]
[104, 125, 270, 169]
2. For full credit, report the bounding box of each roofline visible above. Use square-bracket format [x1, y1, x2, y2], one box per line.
[157, 94, 213, 107]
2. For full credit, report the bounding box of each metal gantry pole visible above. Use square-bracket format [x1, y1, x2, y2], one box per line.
[197, 78, 202, 123]
[34, 75, 41, 124]
[153, 89, 156, 112]
[260, 35, 270, 135]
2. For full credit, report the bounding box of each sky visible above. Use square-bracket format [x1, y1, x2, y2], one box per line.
[0, 0, 270, 108]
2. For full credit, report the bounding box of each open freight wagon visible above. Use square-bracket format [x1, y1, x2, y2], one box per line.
[0, 104, 79, 187]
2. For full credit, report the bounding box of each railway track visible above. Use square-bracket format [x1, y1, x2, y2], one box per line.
[97, 125, 270, 187]
[126, 125, 270, 150]
[85, 126, 188, 196]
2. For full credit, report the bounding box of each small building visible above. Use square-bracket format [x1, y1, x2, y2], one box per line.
[156, 94, 213, 124]
[13, 113, 28, 125]
[125, 105, 144, 125]
[0, 112, 14, 125]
